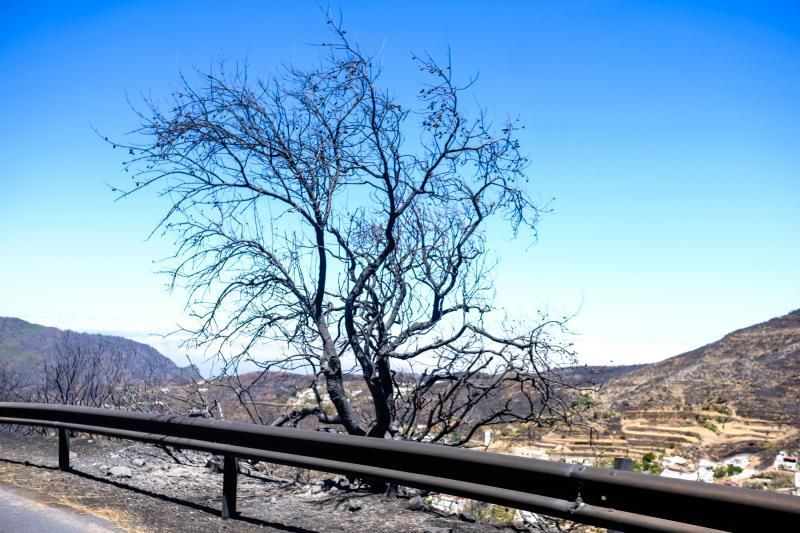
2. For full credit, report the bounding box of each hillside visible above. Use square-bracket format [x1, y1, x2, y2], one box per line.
[602, 309, 800, 423]
[506, 309, 800, 461]
[558, 363, 646, 386]
[0, 316, 185, 383]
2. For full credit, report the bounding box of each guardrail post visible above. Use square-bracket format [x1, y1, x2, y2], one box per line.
[58, 428, 70, 471]
[222, 454, 238, 519]
[608, 457, 634, 533]
[613, 457, 634, 471]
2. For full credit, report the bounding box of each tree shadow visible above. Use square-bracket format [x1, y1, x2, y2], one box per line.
[0, 457, 317, 533]
[0, 457, 58, 470]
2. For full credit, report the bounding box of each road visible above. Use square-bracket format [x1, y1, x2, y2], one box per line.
[0, 485, 121, 532]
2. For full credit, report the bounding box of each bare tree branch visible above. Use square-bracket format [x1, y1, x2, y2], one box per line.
[113, 17, 582, 444]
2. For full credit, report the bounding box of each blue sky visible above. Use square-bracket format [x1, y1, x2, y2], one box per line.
[1, 1, 798, 368]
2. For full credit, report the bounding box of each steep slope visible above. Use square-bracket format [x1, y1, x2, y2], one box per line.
[602, 309, 800, 423]
[504, 311, 800, 460]
[0, 316, 184, 383]
[558, 364, 646, 386]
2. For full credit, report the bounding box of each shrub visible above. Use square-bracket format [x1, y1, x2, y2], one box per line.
[713, 464, 743, 479]
[744, 481, 765, 490]
[572, 393, 595, 409]
[638, 452, 663, 475]
[752, 471, 794, 489]
[727, 464, 743, 476]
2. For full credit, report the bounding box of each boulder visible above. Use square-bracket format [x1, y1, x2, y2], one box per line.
[347, 500, 362, 512]
[108, 466, 133, 478]
[407, 495, 424, 510]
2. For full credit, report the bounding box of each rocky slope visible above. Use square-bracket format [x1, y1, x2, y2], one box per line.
[505, 310, 800, 460]
[601, 309, 800, 423]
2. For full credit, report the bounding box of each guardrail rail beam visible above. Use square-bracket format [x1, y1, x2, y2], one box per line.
[2, 402, 800, 532]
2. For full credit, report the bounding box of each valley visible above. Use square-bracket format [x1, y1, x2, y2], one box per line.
[3, 310, 800, 495]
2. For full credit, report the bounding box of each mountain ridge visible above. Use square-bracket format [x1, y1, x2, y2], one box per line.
[0, 316, 186, 383]
[601, 308, 800, 423]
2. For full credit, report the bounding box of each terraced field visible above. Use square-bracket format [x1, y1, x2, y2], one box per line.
[502, 408, 797, 462]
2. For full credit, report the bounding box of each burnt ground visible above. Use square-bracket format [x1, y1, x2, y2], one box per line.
[0, 430, 530, 533]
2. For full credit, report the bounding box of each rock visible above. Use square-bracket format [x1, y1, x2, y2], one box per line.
[347, 500, 362, 512]
[407, 495, 424, 510]
[423, 528, 451, 533]
[458, 510, 476, 523]
[336, 476, 351, 490]
[108, 466, 133, 478]
[69, 451, 78, 459]
[132, 458, 145, 467]
[86, 439, 95, 444]
[397, 486, 420, 498]
[205, 457, 223, 473]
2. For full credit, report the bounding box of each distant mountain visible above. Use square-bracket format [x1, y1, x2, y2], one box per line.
[0, 316, 185, 383]
[601, 309, 800, 423]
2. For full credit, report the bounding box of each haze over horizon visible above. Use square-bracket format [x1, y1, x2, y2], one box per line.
[2, 1, 798, 369]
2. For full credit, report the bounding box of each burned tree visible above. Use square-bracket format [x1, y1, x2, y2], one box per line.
[35, 332, 130, 407]
[117, 19, 579, 442]
[0, 360, 27, 402]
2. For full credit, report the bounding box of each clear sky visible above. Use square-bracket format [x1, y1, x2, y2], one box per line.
[2, 1, 798, 369]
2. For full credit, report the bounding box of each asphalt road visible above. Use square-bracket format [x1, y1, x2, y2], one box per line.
[0, 485, 121, 532]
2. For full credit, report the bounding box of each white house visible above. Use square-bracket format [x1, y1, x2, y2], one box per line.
[774, 451, 798, 472]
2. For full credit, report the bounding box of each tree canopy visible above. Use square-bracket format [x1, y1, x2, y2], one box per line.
[117, 19, 579, 444]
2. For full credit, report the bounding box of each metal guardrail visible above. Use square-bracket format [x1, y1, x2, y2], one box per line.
[0, 403, 798, 532]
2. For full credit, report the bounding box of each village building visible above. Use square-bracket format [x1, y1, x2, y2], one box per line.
[659, 456, 718, 483]
[775, 451, 798, 472]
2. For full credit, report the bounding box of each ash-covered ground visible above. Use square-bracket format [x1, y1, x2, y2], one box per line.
[0, 431, 537, 533]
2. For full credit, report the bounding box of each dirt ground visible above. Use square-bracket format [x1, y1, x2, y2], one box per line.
[0, 430, 527, 533]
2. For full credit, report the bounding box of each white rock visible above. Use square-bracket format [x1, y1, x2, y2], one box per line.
[109, 466, 133, 478]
